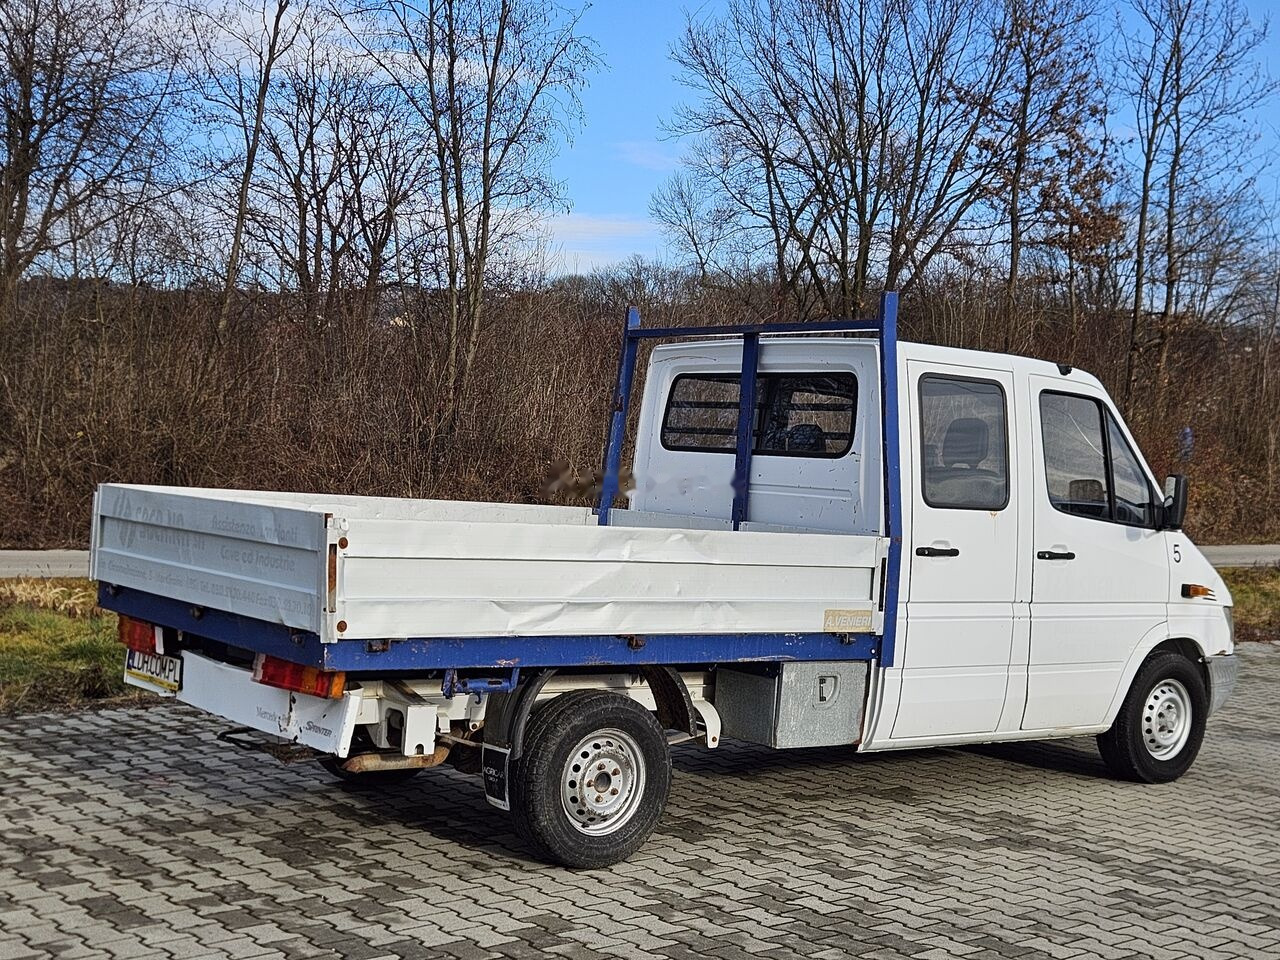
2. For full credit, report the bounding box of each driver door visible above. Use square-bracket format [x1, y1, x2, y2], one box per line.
[1023, 380, 1168, 730]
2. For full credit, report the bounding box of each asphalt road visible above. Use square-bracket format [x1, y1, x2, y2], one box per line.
[1, 642, 1277, 960]
[1199, 544, 1280, 568]
[1, 544, 1277, 578]
[0, 550, 92, 578]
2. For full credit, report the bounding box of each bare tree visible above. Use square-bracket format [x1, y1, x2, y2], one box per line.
[249, 19, 426, 328]
[344, 0, 598, 433]
[983, 0, 1109, 351]
[659, 0, 1013, 320]
[187, 0, 303, 322]
[1120, 0, 1273, 413]
[0, 0, 179, 308]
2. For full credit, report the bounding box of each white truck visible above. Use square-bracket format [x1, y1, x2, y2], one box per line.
[91, 293, 1238, 868]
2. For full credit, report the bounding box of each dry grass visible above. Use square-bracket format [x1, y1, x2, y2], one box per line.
[0, 578, 99, 617]
[1221, 566, 1280, 642]
[0, 578, 143, 712]
[3, 274, 1280, 549]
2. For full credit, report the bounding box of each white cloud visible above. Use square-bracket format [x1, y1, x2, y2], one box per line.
[546, 213, 665, 271]
[614, 139, 681, 173]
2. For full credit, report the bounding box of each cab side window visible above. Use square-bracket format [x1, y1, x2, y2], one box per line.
[1039, 391, 1155, 526]
[919, 375, 1009, 510]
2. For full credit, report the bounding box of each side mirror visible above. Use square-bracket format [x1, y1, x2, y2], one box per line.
[1161, 474, 1189, 530]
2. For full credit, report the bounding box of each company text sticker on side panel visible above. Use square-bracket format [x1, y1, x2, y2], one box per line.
[824, 609, 873, 632]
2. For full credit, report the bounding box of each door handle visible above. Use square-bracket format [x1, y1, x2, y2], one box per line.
[915, 546, 960, 558]
[1036, 550, 1076, 560]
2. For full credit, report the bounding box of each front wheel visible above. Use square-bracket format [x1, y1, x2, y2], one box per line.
[510, 690, 671, 869]
[1097, 651, 1207, 783]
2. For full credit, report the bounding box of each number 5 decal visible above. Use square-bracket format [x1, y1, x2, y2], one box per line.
[1173, 543, 1182, 563]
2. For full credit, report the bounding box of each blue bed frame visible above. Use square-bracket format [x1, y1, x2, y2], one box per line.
[97, 293, 903, 675]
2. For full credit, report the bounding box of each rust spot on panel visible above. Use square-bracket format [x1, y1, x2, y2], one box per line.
[326, 544, 337, 611]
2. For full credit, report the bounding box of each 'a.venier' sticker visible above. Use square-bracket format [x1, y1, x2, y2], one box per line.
[823, 609, 873, 632]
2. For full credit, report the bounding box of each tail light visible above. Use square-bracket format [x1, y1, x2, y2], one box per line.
[118, 615, 161, 654]
[252, 654, 346, 699]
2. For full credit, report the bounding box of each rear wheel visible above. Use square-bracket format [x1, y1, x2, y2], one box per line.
[510, 690, 671, 869]
[1097, 651, 1207, 783]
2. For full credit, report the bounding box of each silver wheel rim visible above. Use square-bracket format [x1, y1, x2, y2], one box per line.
[1142, 678, 1192, 760]
[560, 728, 646, 836]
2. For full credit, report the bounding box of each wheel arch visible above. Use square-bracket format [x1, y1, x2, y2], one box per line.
[1101, 625, 1212, 728]
[482, 666, 699, 761]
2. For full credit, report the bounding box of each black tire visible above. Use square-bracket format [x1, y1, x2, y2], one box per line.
[318, 729, 422, 786]
[509, 690, 671, 869]
[1097, 651, 1207, 784]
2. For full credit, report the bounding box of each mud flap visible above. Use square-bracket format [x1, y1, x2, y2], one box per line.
[481, 744, 511, 810]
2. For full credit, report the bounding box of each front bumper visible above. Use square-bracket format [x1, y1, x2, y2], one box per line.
[1205, 654, 1239, 717]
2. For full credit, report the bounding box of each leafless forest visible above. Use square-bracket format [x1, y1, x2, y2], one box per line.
[1, 0, 1277, 546]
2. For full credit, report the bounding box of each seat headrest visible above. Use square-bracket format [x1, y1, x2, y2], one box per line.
[942, 417, 989, 468]
[785, 423, 826, 453]
[1069, 478, 1107, 503]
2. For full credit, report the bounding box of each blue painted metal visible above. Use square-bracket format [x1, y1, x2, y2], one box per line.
[627, 318, 881, 338]
[597, 306, 642, 525]
[99, 584, 880, 672]
[442, 668, 521, 698]
[876, 292, 903, 668]
[731, 332, 760, 529]
[101, 582, 319, 659]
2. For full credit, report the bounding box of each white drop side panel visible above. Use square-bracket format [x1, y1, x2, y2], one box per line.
[333, 519, 882, 639]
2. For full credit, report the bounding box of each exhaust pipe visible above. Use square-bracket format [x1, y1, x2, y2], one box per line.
[339, 743, 450, 774]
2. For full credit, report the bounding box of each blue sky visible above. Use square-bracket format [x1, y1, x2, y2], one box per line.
[548, 0, 1280, 271]
[547, 2, 695, 269]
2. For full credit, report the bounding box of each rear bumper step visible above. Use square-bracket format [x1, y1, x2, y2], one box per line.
[179, 652, 362, 757]
[216, 728, 322, 763]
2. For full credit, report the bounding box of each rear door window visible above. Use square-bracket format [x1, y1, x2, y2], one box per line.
[918, 375, 1010, 510]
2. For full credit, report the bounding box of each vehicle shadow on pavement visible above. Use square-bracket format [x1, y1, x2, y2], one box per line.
[962, 737, 1110, 778]
[276, 734, 1112, 868]
[669, 734, 1110, 783]
[298, 762, 553, 869]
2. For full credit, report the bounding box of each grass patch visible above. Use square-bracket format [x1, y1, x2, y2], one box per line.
[1221, 566, 1280, 642]
[0, 578, 144, 712]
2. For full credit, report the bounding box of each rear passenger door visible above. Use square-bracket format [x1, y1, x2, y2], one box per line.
[1024, 381, 1168, 730]
[893, 361, 1019, 739]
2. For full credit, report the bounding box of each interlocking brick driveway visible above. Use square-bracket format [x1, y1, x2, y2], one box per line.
[1, 645, 1277, 960]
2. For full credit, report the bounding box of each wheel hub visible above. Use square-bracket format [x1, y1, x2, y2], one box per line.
[1142, 678, 1192, 761]
[561, 728, 645, 836]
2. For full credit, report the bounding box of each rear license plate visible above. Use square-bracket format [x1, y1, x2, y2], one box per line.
[124, 649, 183, 693]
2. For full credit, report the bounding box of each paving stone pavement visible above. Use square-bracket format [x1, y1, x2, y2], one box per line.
[1, 645, 1278, 960]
